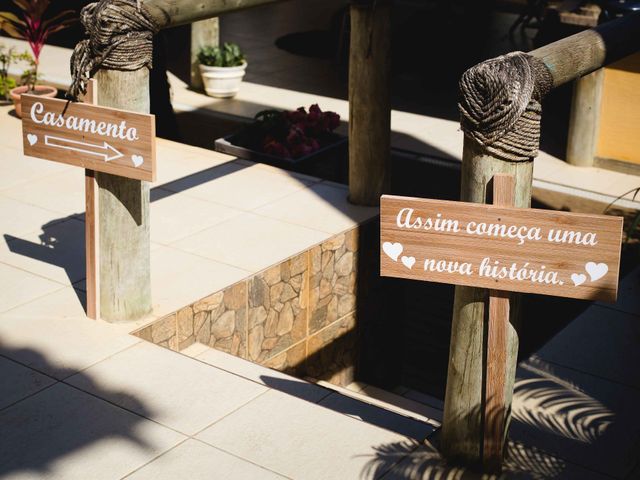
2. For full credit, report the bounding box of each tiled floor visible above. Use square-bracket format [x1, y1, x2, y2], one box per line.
[2, 5, 640, 478]
[0, 101, 378, 320]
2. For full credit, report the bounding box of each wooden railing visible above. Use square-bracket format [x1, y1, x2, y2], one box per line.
[441, 10, 640, 470]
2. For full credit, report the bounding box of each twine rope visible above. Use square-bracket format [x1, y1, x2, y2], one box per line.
[68, 0, 160, 99]
[458, 51, 553, 162]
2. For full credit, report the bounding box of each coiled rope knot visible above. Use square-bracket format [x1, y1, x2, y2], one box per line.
[68, 0, 160, 99]
[458, 51, 553, 162]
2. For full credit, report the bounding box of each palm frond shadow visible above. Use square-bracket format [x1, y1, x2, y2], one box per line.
[513, 362, 614, 444]
[360, 437, 569, 480]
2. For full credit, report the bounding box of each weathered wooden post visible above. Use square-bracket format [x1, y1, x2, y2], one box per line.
[441, 52, 547, 466]
[566, 69, 604, 167]
[348, 0, 392, 206]
[441, 12, 640, 470]
[190, 18, 219, 90]
[95, 69, 152, 321]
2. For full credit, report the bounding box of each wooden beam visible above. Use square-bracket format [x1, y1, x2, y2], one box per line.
[566, 68, 604, 167]
[530, 11, 640, 89]
[145, 0, 282, 29]
[348, 0, 391, 206]
[190, 18, 219, 90]
[441, 138, 531, 464]
[95, 69, 152, 322]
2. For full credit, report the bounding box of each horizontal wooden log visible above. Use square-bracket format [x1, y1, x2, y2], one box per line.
[530, 11, 640, 88]
[145, 0, 283, 28]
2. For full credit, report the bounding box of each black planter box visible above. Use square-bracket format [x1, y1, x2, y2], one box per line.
[214, 133, 348, 182]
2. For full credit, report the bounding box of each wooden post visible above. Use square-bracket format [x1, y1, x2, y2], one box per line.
[348, 0, 391, 206]
[483, 173, 515, 472]
[190, 18, 219, 90]
[84, 79, 99, 320]
[95, 69, 152, 322]
[566, 68, 604, 167]
[441, 138, 532, 464]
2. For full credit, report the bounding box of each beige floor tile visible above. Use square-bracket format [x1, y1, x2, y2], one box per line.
[511, 359, 640, 478]
[0, 356, 55, 410]
[153, 144, 234, 186]
[0, 382, 184, 480]
[196, 347, 330, 403]
[318, 392, 436, 441]
[596, 265, 640, 317]
[180, 342, 211, 358]
[150, 245, 250, 318]
[254, 182, 379, 234]
[0, 148, 73, 192]
[0, 287, 139, 379]
[0, 263, 63, 313]
[150, 189, 243, 245]
[536, 305, 640, 389]
[0, 217, 85, 286]
[196, 389, 417, 480]
[125, 439, 286, 480]
[2, 168, 86, 216]
[162, 161, 316, 210]
[0, 194, 66, 239]
[171, 212, 327, 272]
[0, 106, 23, 150]
[382, 440, 609, 480]
[67, 342, 267, 435]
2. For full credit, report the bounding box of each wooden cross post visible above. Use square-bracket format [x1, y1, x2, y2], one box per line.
[84, 79, 99, 319]
[20, 80, 156, 323]
[483, 173, 515, 471]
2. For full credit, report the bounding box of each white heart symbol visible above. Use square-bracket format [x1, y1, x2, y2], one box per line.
[382, 242, 403, 262]
[27, 134, 37, 146]
[401, 256, 416, 269]
[571, 273, 587, 287]
[131, 155, 144, 167]
[585, 262, 608, 282]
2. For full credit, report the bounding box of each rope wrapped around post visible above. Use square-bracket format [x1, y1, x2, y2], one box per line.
[458, 51, 553, 162]
[68, 0, 164, 99]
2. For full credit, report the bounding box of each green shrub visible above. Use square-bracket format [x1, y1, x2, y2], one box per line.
[198, 42, 246, 67]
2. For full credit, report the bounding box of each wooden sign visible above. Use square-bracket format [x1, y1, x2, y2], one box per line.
[21, 94, 156, 182]
[380, 194, 623, 302]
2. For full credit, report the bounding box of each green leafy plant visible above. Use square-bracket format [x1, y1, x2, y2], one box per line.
[0, 45, 17, 100]
[197, 42, 246, 67]
[0, 0, 75, 91]
[604, 187, 640, 244]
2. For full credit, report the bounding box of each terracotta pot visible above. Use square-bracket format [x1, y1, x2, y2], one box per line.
[10, 85, 58, 118]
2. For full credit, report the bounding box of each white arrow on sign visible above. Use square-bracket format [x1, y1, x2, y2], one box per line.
[44, 135, 123, 162]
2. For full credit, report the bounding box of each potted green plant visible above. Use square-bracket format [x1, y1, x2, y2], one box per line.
[197, 42, 247, 98]
[0, 0, 75, 117]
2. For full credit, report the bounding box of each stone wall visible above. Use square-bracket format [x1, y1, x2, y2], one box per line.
[134, 219, 380, 387]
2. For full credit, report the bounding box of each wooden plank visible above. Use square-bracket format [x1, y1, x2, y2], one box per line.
[21, 94, 156, 182]
[84, 79, 99, 320]
[483, 173, 514, 471]
[380, 195, 623, 302]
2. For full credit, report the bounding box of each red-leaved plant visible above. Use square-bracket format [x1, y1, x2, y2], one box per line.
[0, 0, 75, 90]
[235, 104, 341, 160]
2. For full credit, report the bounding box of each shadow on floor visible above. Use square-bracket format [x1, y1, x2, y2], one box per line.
[0, 342, 156, 479]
